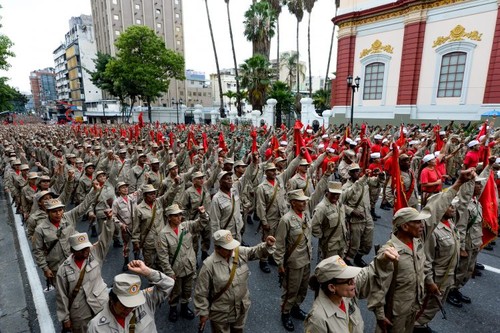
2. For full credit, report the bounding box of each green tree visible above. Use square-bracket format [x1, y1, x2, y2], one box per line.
[312, 88, 330, 113]
[205, 0, 225, 118]
[243, 1, 277, 60]
[0, 35, 14, 71]
[266, 0, 283, 76]
[239, 54, 274, 112]
[224, 0, 243, 117]
[113, 26, 185, 123]
[286, 0, 304, 97]
[223, 90, 237, 113]
[0, 77, 17, 111]
[304, 0, 316, 97]
[268, 80, 293, 127]
[280, 51, 305, 91]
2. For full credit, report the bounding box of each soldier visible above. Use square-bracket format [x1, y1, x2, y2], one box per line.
[128, 152, 149, 192]
[21, 171, 39, 220]
[159, 161, 193, 204]
[274, 186, 326, 332]
[156, 204, 208, 322]
[145, 158, 163, 190]
[56, 211, 114, 333]
[87, 260, 175, 333]
[286, 159, 315, 197]
[367, 170, 474, 333]
[341, 164, 374, 267]
[311, 180, 347, 260]
[338, 150, 356, 183]
[32, 181, 99, 288]
[76, 162, 95, 205]
[398, 154, 419, 209]
[132, 183, 178, 268]
[88, 170, 119, 244]
[194, 230, 276, 333]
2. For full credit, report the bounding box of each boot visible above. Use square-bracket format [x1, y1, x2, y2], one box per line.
[281, 313, 294, 332]
[457, 290, 471, 304]
[268, 255, 278, 266]
[246, 214, 254, 225]
[201, 251, 209, 262]
[180, 303, 195, 320]
[290, 305, 307, 320]
[475, 262, 485, 270]
[122, 257, 129, 272]
[354, 254, 367, 267]
[113, 239, 123, 248]
[91, 225, 98, 238]
[446, 289, 462, 307]
[168, 305, 178, 322]
[370, 208, 378, 221]
[259, 260, 271, 273]
[372, 208, 381, 219]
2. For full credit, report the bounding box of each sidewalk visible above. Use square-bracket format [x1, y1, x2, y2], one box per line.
[0, 189, 31, 333]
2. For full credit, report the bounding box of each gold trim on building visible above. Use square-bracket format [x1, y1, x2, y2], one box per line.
[360, 40, 394, 58]
[338, 0, 466, 29]
[432, 25, 482, 47]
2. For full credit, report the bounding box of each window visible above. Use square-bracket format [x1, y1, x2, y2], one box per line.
[115, 30, 120, 36]
[363, 62, 384, 100]
[113, 14, 119, 20]
[156, 9, 161, 15]
[112, 0, 117, 4]
[437, 52, 466, 98]
[175, 13, 180, 19]
[157, 23, 162, 29]
[136, 19, 141, 24]
[135, 4, 140, 10]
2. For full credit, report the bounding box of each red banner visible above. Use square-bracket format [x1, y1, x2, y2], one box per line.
[479, 171, 499, 249]
[391, 143, 408, 213]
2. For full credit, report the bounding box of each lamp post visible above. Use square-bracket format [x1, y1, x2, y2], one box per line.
[171, 98, 183, 124]
[347, 75, 360, 129]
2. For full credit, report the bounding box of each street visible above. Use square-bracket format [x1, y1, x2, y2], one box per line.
[2, 186, 499, 333]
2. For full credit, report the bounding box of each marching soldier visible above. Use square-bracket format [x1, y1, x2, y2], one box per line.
[128, 152, 149, 192]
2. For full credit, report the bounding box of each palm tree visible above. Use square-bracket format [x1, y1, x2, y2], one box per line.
[239, 54, 274, 112]
[312, 88, 330, 113]
[224, 0, 243, 117]
[204, 0, 225, 118]
[266, 0, 284, 78]
[280, 51, 306, 93]
[243, 1, 278, 60]
[268, 80, 294, 127]
[304, 0, 316, 97]
[223, 90, 238, 113]
[286, 0, 304, 97]
[324, 0, 340, 92]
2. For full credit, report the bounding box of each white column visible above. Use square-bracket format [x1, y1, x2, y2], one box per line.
[210, 109, 219, 124]
[322, 110, 332, 128]
[251, 110, 260, 127]
[264, 98, 277, 127]
[193, 104, 203, 124]
[229, 110, 237, 124]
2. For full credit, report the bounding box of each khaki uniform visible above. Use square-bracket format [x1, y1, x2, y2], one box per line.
[146, 170, 163, 190]
[87, 270, 175, 333]
[156, 212, 209, 305]
[194, 243, 275, 332]
[159, 170, 194, 204]
[287, 173, 314, 197]
[55, 219, 115, 332]
[76, 175, 93, 205]
[112, 194, 138, 258]
[32, 189, 97, 273]
[256, 178, 288, 237]
[367, 188, 457, 333]
[304, 290, 364, 333]
[311, 196, 347, 259]
[132, 186, 178, 267]
[337, 160, 352, 183]
[416, 219, 460, 326]
[21, 184, 37, 217]
[90, 181, 116, 233]
[342, 176, 374, 258]
[128, 164, 148, 192]
[210, 187, 244, 241]
[180, 185, 212, 254]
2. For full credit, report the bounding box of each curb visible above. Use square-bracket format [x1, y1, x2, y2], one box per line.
[7, 192, 55, 333]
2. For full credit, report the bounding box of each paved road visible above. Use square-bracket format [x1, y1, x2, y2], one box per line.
[3, 190, 500, 333]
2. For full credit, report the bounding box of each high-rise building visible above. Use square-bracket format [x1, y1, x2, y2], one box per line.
[186, 69, 211, 107]
[90, 0, 185, 107]
[29, 68, 57, 113]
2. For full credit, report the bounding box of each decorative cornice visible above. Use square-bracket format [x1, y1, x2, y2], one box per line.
[335, 0, 466, 29]
[432, 25, 482, 47]
[360, 40, 394, 58]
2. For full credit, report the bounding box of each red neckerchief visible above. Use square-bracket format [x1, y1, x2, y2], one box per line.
[31, 185, 37, 191]
[173, 226, 179, 235]
[15, 170, 20, 175]
[406, 241, 414, 251]
[196, 187, 202, 195]
[268, 179, 275, 186]
[123, 196, 128, 203]
[442, 220, 451, 228]
[296, 212, 303, 219]
[53, 221, 60, 229]
[339, 300, 346, 313]
[74, 257, 85, 269]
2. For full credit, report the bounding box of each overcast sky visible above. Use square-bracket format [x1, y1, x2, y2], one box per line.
[1, 0, 338, 93]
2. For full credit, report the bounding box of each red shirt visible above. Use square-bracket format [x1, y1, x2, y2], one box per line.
[463, 150, 480, 169]
[322, 156, 340, 173]
[420, 167, 442, 193]
[371, 144, 381, 153]
[381, 146, 390, 158]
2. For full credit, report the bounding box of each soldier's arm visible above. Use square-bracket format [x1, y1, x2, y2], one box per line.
[281, 155, 301, 186]
[255, 186, 268, 226]
[241, 241, 275, 261]
[273, 217, 288, 268]
[143, 269, 175, 311]
[366, 245, 395, 321]
[131, 207, 141, 244]
[65, 188, 98, 226]
[311, 207, 325, 239]
[156, 232, 175, 277]
[424, 233, 438, 286]
[57, 177, 74, 205]
[185, 211, 210, 234]
[193, 263, 212, 317]
[92, 216, 115, 261]
[32, 228, 49, 271]
[55, 267, 71, 323]
[209, 197, 222, 236]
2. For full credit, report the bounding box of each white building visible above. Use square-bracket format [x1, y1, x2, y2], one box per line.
[330, 0, 500, 122]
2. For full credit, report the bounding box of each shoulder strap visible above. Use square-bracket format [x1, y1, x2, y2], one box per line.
[285, 221, 304, 263]
[68, 263, 87, 309]
[222, 195, 236, 230]
[385, 246, 398, 320]
[129, 311, 137, 333]
[116, 160, 126, 177]
[212, 246, 239, 303]
[353, 185, 365, 208]
[140, 204, 157, 248]
[171, 229, 186, 267]
[265, 183, 279, 212]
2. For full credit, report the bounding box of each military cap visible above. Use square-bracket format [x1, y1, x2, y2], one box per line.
[20, 164, 29, 171]
[218, 171, 233, 182]
[213, 230, 240, 250]
[75, 158, 84, 164]
[392, 207, 431, 230]
[36, 190, 56, 202]
[12, 159, 21, 165]
[150, 158, 160, 164]
[288, 189, 309, 201]
[165, 204, 183, 216]
[112, 274, 145, 307]
[167, 161, 178, 170]
[28, 172, 39, 179]
[348, 163, 361, 171]
[118, 149, 127, 154]
[84, 162, 95, 169]
[116, 181, 129, 189]
[138, 152, 147, 158]
[69, 232, 92, 251]
[191, 171, 205, 180]
[274, 157, 285, 164]
[95, 170, 106, 178]
[38, 175, 51, 182]
[234, 160, 247, 168]
[299, 159, 310, 166]
[142, 184, 157, 193]
[223, 158, 235, 165]
[327, 181, 342, 194]
[45, 198, 65, 210]
[264, 162, 277, 171]
[151, 142, 159, 148]
[315, 255, 361, 283]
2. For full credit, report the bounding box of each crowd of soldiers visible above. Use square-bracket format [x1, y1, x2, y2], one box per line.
[1, 117, 499, 333]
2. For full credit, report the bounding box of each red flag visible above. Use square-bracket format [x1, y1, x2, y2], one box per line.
[156, 120, 160, 129]
[168, 132, 175, 147]
[434, 125, 444, 151]
[156, 132, 164, 143]
[138, 112, 144, 128]
[476, 121, 487, 141]
[135, 124, 140, 139]
[230, 123, 235, 132]
[187, 131, 194, 150]
[479, 171, 499, 249]
[341, 126, 351, 146]
[219, 132, 227, 152]
[396, 125, 406, 147]
[250, 130, 258, 153]
[202, 132, 208, 151]
[294, 126, 312, 163]
[391, 143, 408, 213]
[360, 123, 366, 141]
[359, 140, 370, 170]
[270, 135, 280, 156]
[281, 124, 287, 131]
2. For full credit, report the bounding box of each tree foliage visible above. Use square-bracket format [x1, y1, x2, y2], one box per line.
[239, 54, 274, 112]
[312, 88, 330, 113]
[243, 1, 277, 60]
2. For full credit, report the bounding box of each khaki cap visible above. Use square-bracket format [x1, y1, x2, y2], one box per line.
[28, 172, 39, 179]
[393, 207, 431, 230]
[315, 255, 362, 283]
[150, 158, 160, 164]
[167, 161, 177, 170]
[327, 181, 342, 194]
[234, 160, 247, 168]
[264, 162, 277, 171]
[142, 184, 157, 193]
[288, 189, 309, 201]
[299, 159, 310, 166]
[69, 232, 92, 251]
[66, 153, 76, 159]
[217, 171, 233, 182]
[138, 152, 147, 158]
[151, 142, 159, 148]
[116, 181, 129, 189]
[274, 157, 285, 164]
[213, 230, 240, 250]
[94, 170, 106, 178]
[45, 198, 65, 210]
[12, 159, 21, 165]
[20, 164, 29, 171]
[118, 149, 127, 154]
[75, 158, 84, 164]
[38, 175, 51, 182]
[112, 274, 145, 308]
[36, 190, 56, 202]
[93, 145, 101, 150]
[348, 163, 361, 171]
[191, 171, 205, 180]
[399, 154, 410, 160]
[165, 204, 183, 216]
[223, 158, 235, 165]
[84, 162, 95, 169]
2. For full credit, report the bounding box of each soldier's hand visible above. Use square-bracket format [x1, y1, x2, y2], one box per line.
[62, 320, 72, 331]
[278, 266, 286, 276]
[128, 260, 151, 276]
[198, 206, 206, 214]
[262, 224, 271, 232]
[460, 249, 468, 258]
[457, 168, 476, 183]
[104, 208, 113, 219]
[88, 212, 96, 221]
[376, 317, 393, 333]
[265, 235, 276, 247]
[67, 169, 75, 181]
[35, 161, 42, 167]
[44, 269, 54, 280]
[174, 175, 181, 185]
[133, 242, 140, 253]
[199, 315, 208, 332]
[383, 246, 399, 262]
[351, 210, 364, 219]
[300, 147, 307, 157]
[427, 282, 441, 296]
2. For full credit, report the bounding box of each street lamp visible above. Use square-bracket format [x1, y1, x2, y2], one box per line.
[171, 98, 183, 124]
[347, 75, 360, 129]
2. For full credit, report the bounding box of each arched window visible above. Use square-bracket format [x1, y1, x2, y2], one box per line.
[363, 62, 385, 100]
[437, 52, 466, 98]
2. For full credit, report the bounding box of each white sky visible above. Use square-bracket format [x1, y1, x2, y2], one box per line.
[1, 0, 338, 93]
